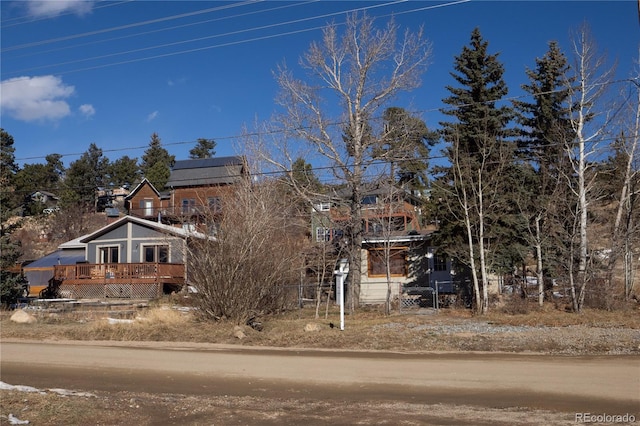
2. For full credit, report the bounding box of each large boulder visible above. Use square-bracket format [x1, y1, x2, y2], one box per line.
[10, 309, 37, 324]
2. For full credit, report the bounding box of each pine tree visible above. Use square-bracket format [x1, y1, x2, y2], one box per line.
[61, 143, 109, 208]
[376, 107, 437, 192]
[0, 129, 19, 212]
[107, 155, 140, 188]
[515, 41, 573, 188]
[0, 129, 25, 306]
[189, 138, 217, 159]
[513, 41, 574, 305]
[140, 133, 175, 191]
[15, 154, 65, 215]
[434, 28, 519, 314]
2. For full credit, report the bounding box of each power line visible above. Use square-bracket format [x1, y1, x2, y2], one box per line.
[12, 76, 635, 164]
[1, 1, 262, 52]
[8, 1, 321, 60]
[1, 0, 462, 80]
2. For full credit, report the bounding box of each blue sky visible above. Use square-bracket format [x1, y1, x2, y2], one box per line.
[1, 0, 637, 169]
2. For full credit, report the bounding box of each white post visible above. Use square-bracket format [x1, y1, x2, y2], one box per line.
[339, 273, 345, 331]
[334, 258, 349, 331]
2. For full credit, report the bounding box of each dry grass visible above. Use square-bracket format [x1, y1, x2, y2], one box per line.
[0, 388, 582, 426]
[2, 300, 639, 354]
[0, 390, 159, 426]
[487, 298, 640, 328]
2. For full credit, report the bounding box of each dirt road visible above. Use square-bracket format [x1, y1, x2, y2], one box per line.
[1, 340, 638, 425]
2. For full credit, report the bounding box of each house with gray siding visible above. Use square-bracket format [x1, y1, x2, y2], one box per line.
[52, 215, 204, 299]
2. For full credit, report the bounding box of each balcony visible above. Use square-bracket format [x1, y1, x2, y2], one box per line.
[52, 263, 185, 299]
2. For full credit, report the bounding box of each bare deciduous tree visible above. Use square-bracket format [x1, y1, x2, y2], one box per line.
[265, 12, 431, 311]
[565, 24, 616, 312]
[605, 61, 640, 302]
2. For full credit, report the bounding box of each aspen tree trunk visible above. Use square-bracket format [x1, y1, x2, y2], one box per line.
[566, 25, 613, 311]
[476, 169, 489, 314]
[535, 215, 545, 307]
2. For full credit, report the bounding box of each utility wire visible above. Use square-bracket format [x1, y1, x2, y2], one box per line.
[12, 76, 636, 163]
[8, 1, 321, 60]
[1, 0, 461, 79]
[1, 1, 263, 52]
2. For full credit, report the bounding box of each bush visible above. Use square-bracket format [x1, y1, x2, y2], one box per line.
[0, 271, 26, 309]
[187, 179, 306, 324]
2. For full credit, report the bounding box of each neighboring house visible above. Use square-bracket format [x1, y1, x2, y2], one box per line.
[26, 190, 60, 214]
[52, 215, 203, 299]
[22, 236, 87, 298]
[165, 156, 248, 227]
[126, 156, 248, 229]
[124, 178, 167, 220]
[97, 185, 131, 212]
[311, 183, 455, 305]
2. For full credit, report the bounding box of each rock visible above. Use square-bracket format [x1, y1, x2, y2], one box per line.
[304, 323, 321, 332]
[233, 325, 246, 339]
[106, 317, 134, 325]
[10, 309, 37, 324]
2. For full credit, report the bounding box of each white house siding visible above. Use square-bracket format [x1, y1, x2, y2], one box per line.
[359, 248, 412, 304]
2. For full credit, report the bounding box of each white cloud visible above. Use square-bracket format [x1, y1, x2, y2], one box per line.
[26, 0, 94, 18]
[167, 77, 187, 87]
[146, 111, 159, 122]
[0, 75, 75, 122]
[79, 104, 95, 118]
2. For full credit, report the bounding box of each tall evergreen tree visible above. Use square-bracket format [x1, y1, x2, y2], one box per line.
[433, 28, 520, 313]
[513, 41, 574, 305]
[61, 143, 109, 208]
[0, 129, 25, 306]
[140, 133, 175, 191]
[189, 138, 217, 159]
[515, 41, 574, 184]
[14, 154, 65, 215]
[376, 107, 437, 192]
[290, 157, 322, 193]
[0, 129, 20, 213]
[16, 154, 65, 201]
[107, 155, 140, 188]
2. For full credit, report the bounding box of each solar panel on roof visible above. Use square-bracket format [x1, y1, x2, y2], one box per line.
[171, 156, 243, 170]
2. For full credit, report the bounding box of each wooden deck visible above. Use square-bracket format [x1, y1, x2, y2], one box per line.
[54, 263, 185, 284]
[52, 263, 185, 299]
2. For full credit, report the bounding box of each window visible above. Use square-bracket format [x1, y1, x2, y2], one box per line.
[361, 195, 377, 205]
[182, 198, 196, 214]
[143, 245, 169, 263]
[182, 223, 196, 232]
[139, 199, 153, 217]
[433, 254, 448, 272]
[99, 246, 119, 264]
[369, 222, 384, 235]
[208, 197, 222, 213]
[316, 227, 331, 242]
[313, 202, 331, 212]
[368, 248, 407, 277]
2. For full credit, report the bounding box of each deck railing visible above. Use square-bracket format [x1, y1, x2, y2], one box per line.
[53, 263, 185, 283]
